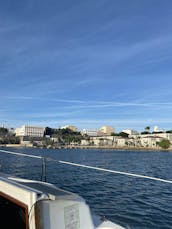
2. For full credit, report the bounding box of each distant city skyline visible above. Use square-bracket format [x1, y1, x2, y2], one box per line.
[0, 123, 169, 134]
[1, 1, 172, 131]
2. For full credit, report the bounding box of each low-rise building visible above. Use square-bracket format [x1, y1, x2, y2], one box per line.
[91, 136, 114, 146]
[122, 129, 139, 136]
[81, 136, 125, 147]
[81, 129, 102, 137]
[81, 139, 90, 146]
[131, 133, 172, 142]
[139, 136, 163, 148]
[116, 138, 127, 147]
[153, 133, 172, 142]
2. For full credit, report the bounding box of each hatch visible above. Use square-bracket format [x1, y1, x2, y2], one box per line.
[0, 191, 29, 229]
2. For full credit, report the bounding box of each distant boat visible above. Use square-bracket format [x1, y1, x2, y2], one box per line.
[0, 173, 125, 229]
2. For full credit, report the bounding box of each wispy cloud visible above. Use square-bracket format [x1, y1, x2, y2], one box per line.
[1, 1, 172, 131]
[2, 95, 172, 108]
[0, 95, 84, 103]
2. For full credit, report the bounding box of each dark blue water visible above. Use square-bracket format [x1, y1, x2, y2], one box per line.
[0, 147, 172, 229]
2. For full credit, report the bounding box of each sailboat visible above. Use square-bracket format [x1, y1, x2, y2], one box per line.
[0, 149, 125, 229]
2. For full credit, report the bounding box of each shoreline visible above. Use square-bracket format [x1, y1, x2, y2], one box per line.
[1, 144, 172, 152]
[63, 145, 172, 152]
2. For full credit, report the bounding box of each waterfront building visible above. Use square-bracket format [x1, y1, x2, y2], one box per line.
[81, 136, 122, 147]
[153, 133, 172, 142]
[139, 136, 163, 148]
[100, 126, 115, 135]
[15, 125, 45, 137]
[116, 137, 127, 147]
[131, 133, 172, 142]
[81, 139, 90, 146]
[92, 136, 114, 146]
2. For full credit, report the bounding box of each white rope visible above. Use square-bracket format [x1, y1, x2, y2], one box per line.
[58, 160, 172, 184]
[0, 149, 172, 184]
[0, 149, 42, 159]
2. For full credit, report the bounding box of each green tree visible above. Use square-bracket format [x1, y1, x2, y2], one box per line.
[142, 126, 150, 134]
[145, 126, 150, 131]
[118, 132, 129, 138]
[111, 132, 119, 136]
[50, 128, 83, 145]
[141, 131, 150, 135]
[44, 127, 53, 136]
[0, 127, 8, 136]
[158, 139, 171, 149]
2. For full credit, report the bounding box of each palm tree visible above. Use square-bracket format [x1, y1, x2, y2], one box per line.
[145, 126, 150, 131]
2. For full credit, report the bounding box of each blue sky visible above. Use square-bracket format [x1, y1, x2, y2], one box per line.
[1, 0, 172, 132]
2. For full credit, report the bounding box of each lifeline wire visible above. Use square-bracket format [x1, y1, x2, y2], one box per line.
[58, 160, 172, 184]
[0, 149, 172, 184]
[0, 149, 42, 159]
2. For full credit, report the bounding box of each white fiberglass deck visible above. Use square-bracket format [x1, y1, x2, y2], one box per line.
[0, 173, 125, 229]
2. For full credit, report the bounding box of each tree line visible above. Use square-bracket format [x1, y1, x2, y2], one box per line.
[0, 128, 20, 144]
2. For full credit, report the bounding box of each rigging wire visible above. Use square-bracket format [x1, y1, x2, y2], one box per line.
[0, 149, 172, 184]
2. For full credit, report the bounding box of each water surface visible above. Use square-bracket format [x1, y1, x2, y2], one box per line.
[0, 147, 172, 228]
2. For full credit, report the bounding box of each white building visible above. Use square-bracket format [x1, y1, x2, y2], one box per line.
[100, 126, 115, 135]
[140, 136, 163, 148]
[15, 125, 45, 137]
[81, 136, 122, 147]
[153, 133, 172, 142]
[131, 133, 172, 142]
[116, 138, 127, 147]
[82, 129, 101, 136]
[153, 126, 164, 133]
[122, 129, 139, 136]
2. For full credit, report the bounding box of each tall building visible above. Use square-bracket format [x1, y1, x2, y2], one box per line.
[15, 125, 45, 137]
